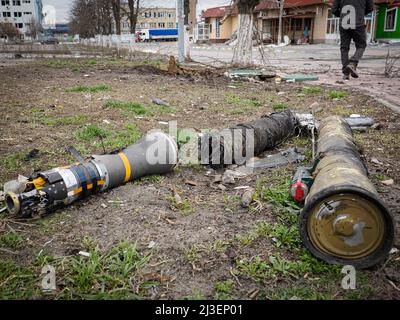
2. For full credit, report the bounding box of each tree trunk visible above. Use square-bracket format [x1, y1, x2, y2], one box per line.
[277, 0, 285, 45]
[233, 12, 254, 66]
[112, 0, 122, 35]
[232, 0, 259, 66]
[128, 0, 140, 34]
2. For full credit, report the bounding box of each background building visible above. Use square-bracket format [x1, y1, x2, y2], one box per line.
[121, 7, 177, 33]
[203, 0, 386, 45]
[0, 0, 43, 40]
[375, 0, 400, 42]
[121, 1, 198, 34]
[202, 5, 238, 43]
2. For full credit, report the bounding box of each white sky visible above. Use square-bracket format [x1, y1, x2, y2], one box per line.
[43, 0, 231, 23]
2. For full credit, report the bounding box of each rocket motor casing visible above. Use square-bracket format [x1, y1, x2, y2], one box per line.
[5, 132, 178, 218]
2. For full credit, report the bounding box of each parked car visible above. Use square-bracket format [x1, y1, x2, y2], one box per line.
[40, 37, 59, 45]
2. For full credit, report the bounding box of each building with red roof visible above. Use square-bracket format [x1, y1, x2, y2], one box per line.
[202, 0, 398, 44]
[201, 5, 238, 42]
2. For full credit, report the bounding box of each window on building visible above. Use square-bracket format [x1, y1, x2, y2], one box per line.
[15, 22, 23, 28]
[167, 22, 174, 28]
[1, 0, 10, 5]
[150, 22, 156, 28]
[291, 18, 302, 32]
[14, 12, 22, 17]
[385, 7, 398, 32]
[153, 12, 156, 18]
[158, 22, 165, 28]
[13, 0, 21, 5]
[2, 11, 11, 17]
[215, 18, 221, 38]
[24, 12, 31, 15]
[22, 0, 31, 3]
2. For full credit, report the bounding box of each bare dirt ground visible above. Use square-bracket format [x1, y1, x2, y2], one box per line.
[0, 50, 399, 300]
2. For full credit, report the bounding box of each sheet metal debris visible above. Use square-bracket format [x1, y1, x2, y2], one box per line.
[281, 74, 319, 82]
[225, 69, 276, 81]
[250, 148, 306, 169]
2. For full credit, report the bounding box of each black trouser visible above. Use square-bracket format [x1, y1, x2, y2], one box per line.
[340, 26, 367, 74]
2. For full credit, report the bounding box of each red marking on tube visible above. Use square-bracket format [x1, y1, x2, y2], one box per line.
[291, 179, 307, 202]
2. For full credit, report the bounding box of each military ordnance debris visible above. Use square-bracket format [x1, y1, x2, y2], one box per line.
[3, 132, 178, 218]
[299, 116, 394, 269]
[290, 166, 313, 203]
[201, 110, 298, 168]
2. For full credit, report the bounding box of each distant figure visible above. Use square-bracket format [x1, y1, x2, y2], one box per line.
[303, 26, 310, 43]
[332, 0, 374, 80]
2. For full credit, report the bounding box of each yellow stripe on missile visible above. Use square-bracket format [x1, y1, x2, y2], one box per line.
[33, 177, 46, 189]
[118, 152, 132, 183]
[74, 187, 83, 194]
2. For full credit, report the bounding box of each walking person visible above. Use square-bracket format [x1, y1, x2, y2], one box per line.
[332, 0, 374, 80]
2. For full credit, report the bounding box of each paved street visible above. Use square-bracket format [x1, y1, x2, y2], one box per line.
[126, 41, 400, 111]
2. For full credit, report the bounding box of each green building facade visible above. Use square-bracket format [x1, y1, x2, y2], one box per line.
[375, 3, 400, 41]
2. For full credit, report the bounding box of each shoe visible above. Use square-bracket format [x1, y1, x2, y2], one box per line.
[346, 63, 359, 78]
[343, 74, 350, 81]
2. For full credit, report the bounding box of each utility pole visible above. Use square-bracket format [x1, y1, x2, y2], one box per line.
[177, 0, 185, 63]
[277, 0, 285, 45]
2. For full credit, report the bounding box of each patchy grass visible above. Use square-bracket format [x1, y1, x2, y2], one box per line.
[0, 152, 27, 171]
[273, 103, 289, 110]
[86, 59, 98, 65]
[235, 251, 340, 282]
[184, 240, 229, 264]
[35, 114, 89, 126]
[0, 232, 24, 249]
[181, 289, 206, 300]
[260, 184, 299, 209]
[328, 90, 349, 100]
[214, 280, 234, 300]
[76, 125, 109, 141]
[75, 123, 141, 151]
[328, 105, 353, 117]
[137, 175, 164, 184]
[149, 103, 177, 115]
[256, 221, 301, 250]
[21, 240, 153, 300]
[223, 195, 241, 212]
[103, 124, 141, 150]
[0, 259, 41, 299]
[302, 87, 322, 94]
[40, 60, 80, 69]
[374, 173, 391, 181]
[55, 241, 151, 299]
[68, 84, 111, 93]
[266, 286, 333, 300]
[168, 196, 194, 216]
[225, 93, 263, 114]
[104, 100, 148, 115]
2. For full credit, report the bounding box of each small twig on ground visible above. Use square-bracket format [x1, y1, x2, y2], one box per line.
[388, 280, 400, 291]
[230, 267, 243, 287]
[385, 48, 400, 78]
[0, 248, 20, 255]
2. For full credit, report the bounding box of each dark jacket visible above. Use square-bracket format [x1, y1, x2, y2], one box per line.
[332, 0, 374, 28]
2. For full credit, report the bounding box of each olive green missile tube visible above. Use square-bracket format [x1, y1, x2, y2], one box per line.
[299, 116, 395, 269]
